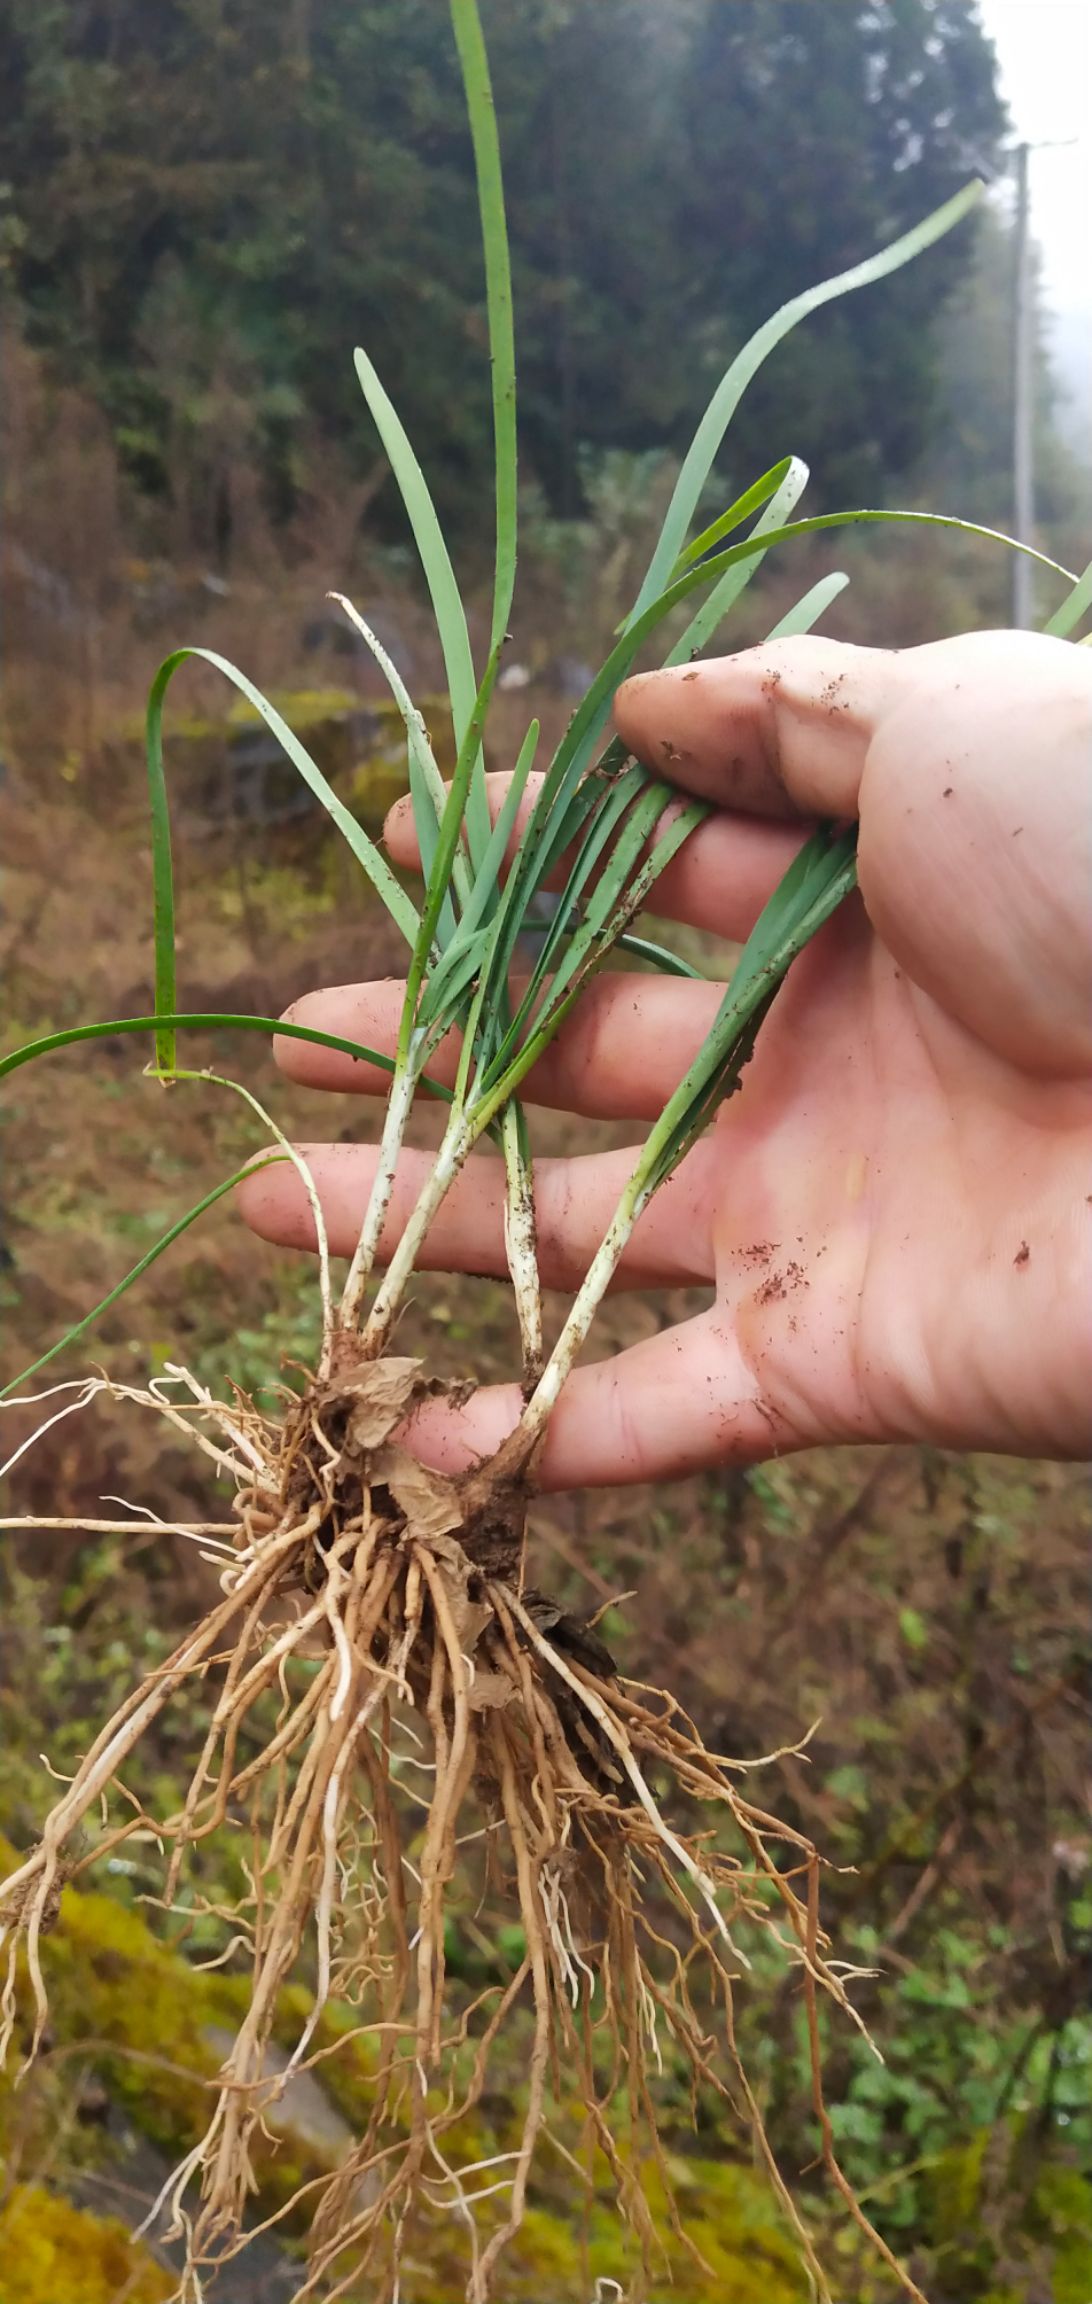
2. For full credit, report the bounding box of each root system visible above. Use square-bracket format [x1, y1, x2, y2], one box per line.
[0, 1344, 921, 2303]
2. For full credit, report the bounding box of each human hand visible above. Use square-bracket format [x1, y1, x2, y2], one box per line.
[239, 630, 1092, 1485]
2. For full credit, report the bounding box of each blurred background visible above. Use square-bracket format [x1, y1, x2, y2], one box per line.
[1, 3, 1090, 2299]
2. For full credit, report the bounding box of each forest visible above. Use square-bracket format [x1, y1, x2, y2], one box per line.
[1, 3, 1090, 2301]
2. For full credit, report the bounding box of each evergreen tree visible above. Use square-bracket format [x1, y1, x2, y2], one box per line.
[0, 0, 1007, 542]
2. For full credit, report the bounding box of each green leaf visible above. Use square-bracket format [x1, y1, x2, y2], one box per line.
[478, 787, 706, 1120]
[0, 1156, 284, 1400]
[145, 649, 421, 954]
[666, 454, 811, 662]
[451, 0, 517, 662]
[331, 590, 465, 948]
[352, 343, 488, 868]
[398, 647, 506, 1068]
[0, 1014, 453, 1101]
[764, 570, 850, 640]
[629, 179, 985, 623]
[669, 456, 805, 578]
[415, 717, 540, 1046]
[144, 659, 179, 1074]
[416, 927, 493, 1040]
[828, 2102, 886, 2150]
[501, 764, 653, 1028]
[629, 825, 860, 1204]
[407, 734, 451, 947]
[444, 498, 1047, 1106]
[1043, 554, 1092, 640]
[617, 934, 706, 980]
[456, 715, 538, 939]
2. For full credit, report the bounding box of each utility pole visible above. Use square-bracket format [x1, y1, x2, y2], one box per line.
[1009, 137, 1076, 629]
[1011, 141, 1034, 629]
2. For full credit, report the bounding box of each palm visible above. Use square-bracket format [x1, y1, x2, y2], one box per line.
[694, 902, 1086, 1462]
[239, 632, 1092, 1484]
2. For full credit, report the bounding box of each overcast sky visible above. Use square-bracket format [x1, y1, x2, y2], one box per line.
[975, 0, 1091, 319]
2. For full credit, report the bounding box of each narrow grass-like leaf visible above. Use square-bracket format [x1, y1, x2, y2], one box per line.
[415, 720, 539, 1042]
[486, 780, 693, 1087]
[452, 0, 517, 661]
[629, 180, 984, 624]
[330, 590, 467, 948]
[670, 457, 803, 577]
[506, 766, 653, 1017]
[407, 739, 449, 947]
[450, 717, 538, 941]
[1043, 555, 1092, 639]
[764, 571, 850, 640]
[0, 1157, 283, 1401]
[417, 928, 493, 1041]
[146, 648, 420, 948]
[470, 771, 639, 1073]
[0, 1014, 452, 1101]
[617, 934, 706, 979]
[398, 652, 503, 1065]
[475, 799, 705, 1131]
[468, 765, 644, 1076]
[633, 827, 860, 1202]
[351, 346, 488, 871]
[145, 657, 180, 1073]
[666, 456, 810, 663]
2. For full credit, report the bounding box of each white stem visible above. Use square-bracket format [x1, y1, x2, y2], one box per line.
[500, 1106, 542, 1381]
[362, 1112, 471, 1357]
[516, 1179, 646, 1450]
[340, 1060, 419, 1329]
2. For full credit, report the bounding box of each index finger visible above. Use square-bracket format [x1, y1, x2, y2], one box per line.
[613, 636, 902, 819]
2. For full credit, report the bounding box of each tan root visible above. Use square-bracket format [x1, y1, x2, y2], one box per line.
[0, 1343, 922, 2304]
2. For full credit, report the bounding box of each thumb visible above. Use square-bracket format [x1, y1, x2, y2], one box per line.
[613, 637, 902, 820]
[399, 1310, 811, 1491]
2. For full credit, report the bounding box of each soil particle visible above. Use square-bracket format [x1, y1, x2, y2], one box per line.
[739, 1241, 778, 1266]
[755, 1258, 808, 1307]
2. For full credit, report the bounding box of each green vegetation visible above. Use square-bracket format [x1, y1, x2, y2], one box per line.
[0, 0, 1006, 545]
[0, 2185, 173, 2304]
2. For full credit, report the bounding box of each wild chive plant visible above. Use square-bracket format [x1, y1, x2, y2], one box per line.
[2, 5, 1089, 2298]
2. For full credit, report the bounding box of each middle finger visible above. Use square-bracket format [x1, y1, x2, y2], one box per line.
[275, 972, 726, 1122]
